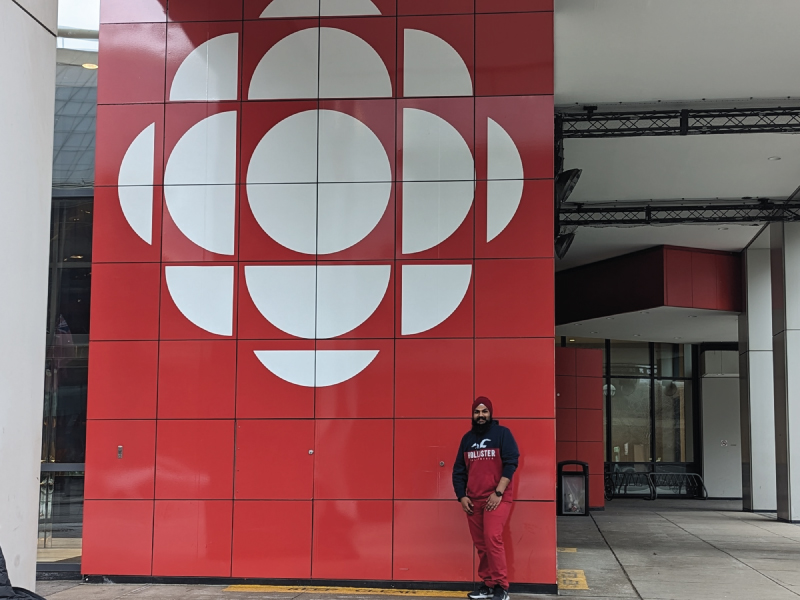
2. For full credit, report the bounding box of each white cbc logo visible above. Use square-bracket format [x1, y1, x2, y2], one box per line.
[116, 0, 525, 388]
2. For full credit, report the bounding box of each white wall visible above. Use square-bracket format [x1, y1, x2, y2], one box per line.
[702, 351, 743, 498]
[0, 0, 57, 590]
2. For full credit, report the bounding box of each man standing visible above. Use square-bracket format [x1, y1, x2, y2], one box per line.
[453, 397, 520, 600]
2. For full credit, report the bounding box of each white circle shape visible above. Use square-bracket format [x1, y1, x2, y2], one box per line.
[247, 109, 391, 255]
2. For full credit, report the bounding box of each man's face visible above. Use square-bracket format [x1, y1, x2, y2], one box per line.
[473, 404, 490, 425]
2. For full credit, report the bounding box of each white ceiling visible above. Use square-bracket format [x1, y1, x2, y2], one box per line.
[556, 306, 740, 344]
[564, 134, 800, 203]
[556, 223, 760, 271]
[554, 0, 800, 105]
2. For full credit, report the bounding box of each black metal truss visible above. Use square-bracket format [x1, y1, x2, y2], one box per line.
[559, 199, 800, 227]
[558, 107, 800, 138]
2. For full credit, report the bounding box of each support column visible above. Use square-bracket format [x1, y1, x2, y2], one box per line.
[0, 0, 57, 589]
[739, 242, 777, 511]
[770, 222, 800, 522]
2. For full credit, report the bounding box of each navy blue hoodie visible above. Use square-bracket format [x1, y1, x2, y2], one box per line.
[452, 420, 520, 502]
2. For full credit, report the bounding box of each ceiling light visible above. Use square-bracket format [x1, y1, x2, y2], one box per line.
[590, 331, 598, 334]
[768, 156, 781, 161]
[633, 334, 641, 337]
[569, 339, 575, 342]
[688, 315, 698, 318]
[574, 323, 582, 326]
[674, 337, 682, 340]
[605, 317, 614, 320]
[718, 227, 729, 231]
[82, 63, 98, 70]
[640, 311, 649, 315]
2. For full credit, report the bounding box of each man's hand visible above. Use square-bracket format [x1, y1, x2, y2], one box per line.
[486, 493, 502, 512]
[460, 497, 474, 514]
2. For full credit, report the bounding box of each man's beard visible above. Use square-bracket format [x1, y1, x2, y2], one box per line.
[471, 416, 492, 435]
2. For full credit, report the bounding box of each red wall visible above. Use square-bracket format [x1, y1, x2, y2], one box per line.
[84, 0, 556, 587]
[555, 348, 604, 509]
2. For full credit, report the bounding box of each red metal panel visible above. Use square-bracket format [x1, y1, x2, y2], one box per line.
[477, 0, 553, 11]
[394, 419, 470, 500]
[398, 1, 474, 16]
[664, 247, 693, 307]
[90, 263, 161, 341]
[475, 338, 555, 418]
[576, 376, 603, 410]
[88, 341, 158, 420]
[232, 501, 312, 578]
[395, 339, 474, 418]
[157, 341, 236, 419]
[166, 22, 243, 100]
[556, 408, 577, 442]
[152, 500, 233, 576]
[95, 103, 165, 188]
[168, 0, 243, 21]
[475, 259, 554, 338]
[576, 409, 603, 443]
[393, 501, 474, 581]
[577, 441, 604, 475]
[155, 420, 234, 500]
[556, 441, 577, 464]
[691, 251, 717, 309]
[312, 500, 393, 580]
[476, 97, 554, 183]
[505, 419, 556, 501]
[84, 420, 156, 500]
[396, 261, 474, 338]
[475, 13, 553, 97]
[315, 339, 394, 419]
[93, 187, 163, 263]
[556, 376, 576, 409]
[101, 0, 167, 23]
[235, 420, 314, 500]
[314, 420, 393, 499]
[589, 474, 605, 509]
[236, 339, 315, 418]
[97, 23, 166, 104]
[716, 253, 743, 312]
[504, 502, 557, 584]
[555, 347, 576, 377]
[575, 348, 603, 378]
[82, 500, 154, 575]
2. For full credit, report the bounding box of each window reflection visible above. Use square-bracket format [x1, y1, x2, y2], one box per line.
[609, 378, 652, 463]
[655, 380, 694, 463]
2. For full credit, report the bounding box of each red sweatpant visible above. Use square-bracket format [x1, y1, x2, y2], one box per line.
[466, 499, 512, 590]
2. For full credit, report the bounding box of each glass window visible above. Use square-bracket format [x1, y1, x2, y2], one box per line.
[609, 378, 652, 462]
[609, 340, 651, 377]
[655, 343, 692, 379]
[42, 352, 88, 464]
[50, 199, 93, 264]
[38, 472, 84, 566]
[654, 380, 694, 463]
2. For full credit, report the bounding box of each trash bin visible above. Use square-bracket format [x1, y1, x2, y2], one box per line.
[557, 460, 589, 516]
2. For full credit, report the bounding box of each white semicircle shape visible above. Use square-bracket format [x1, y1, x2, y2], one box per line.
[247, 109, 318, 184]
[118, 123, 155, 244]
[319, 28, 391, 98]
[487, 118, 524, 242]
[249, 28, 318, 99]
[317, 265, 391, 339]
[165, 266, 234, 336]
[403, 29, 472, 98]
[247, 183, 317, 254]
[403, 108, 474, 182]
[164, 111, 237, 185]
[318, 109, 391, 183]
[317, 182, 391, 254]
[321, 0, 381, 16]
[170, 33, 239, 102]
[401, 264, 471, 335]
[260, 0, 319, 18]
[255, 350, 379, 387]
[245, 265, 316, 339]
[164, 185, 236, 255]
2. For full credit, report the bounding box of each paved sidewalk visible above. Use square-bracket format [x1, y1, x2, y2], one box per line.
[36, 499, 800, 600]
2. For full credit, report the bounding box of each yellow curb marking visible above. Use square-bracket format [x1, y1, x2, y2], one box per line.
[557, 547, 578, 553]
[558, 569, 589, 590]
[224, 585, 467, 597]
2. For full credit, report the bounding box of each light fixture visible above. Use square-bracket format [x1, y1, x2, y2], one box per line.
[674, 337, 682, 340]
[605, 317, 614, 320]
[633, 334, 641, 337]
[82, 63, 99, 70]
[640, 311, 649, 315]
[768, 156, 782, 161]
[569, 339, 575, 342]
[574, 323, 583, 326]
[590, 331, 598, 334]
[718, 226, 729, 231]
[688, 315, 697, 318]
